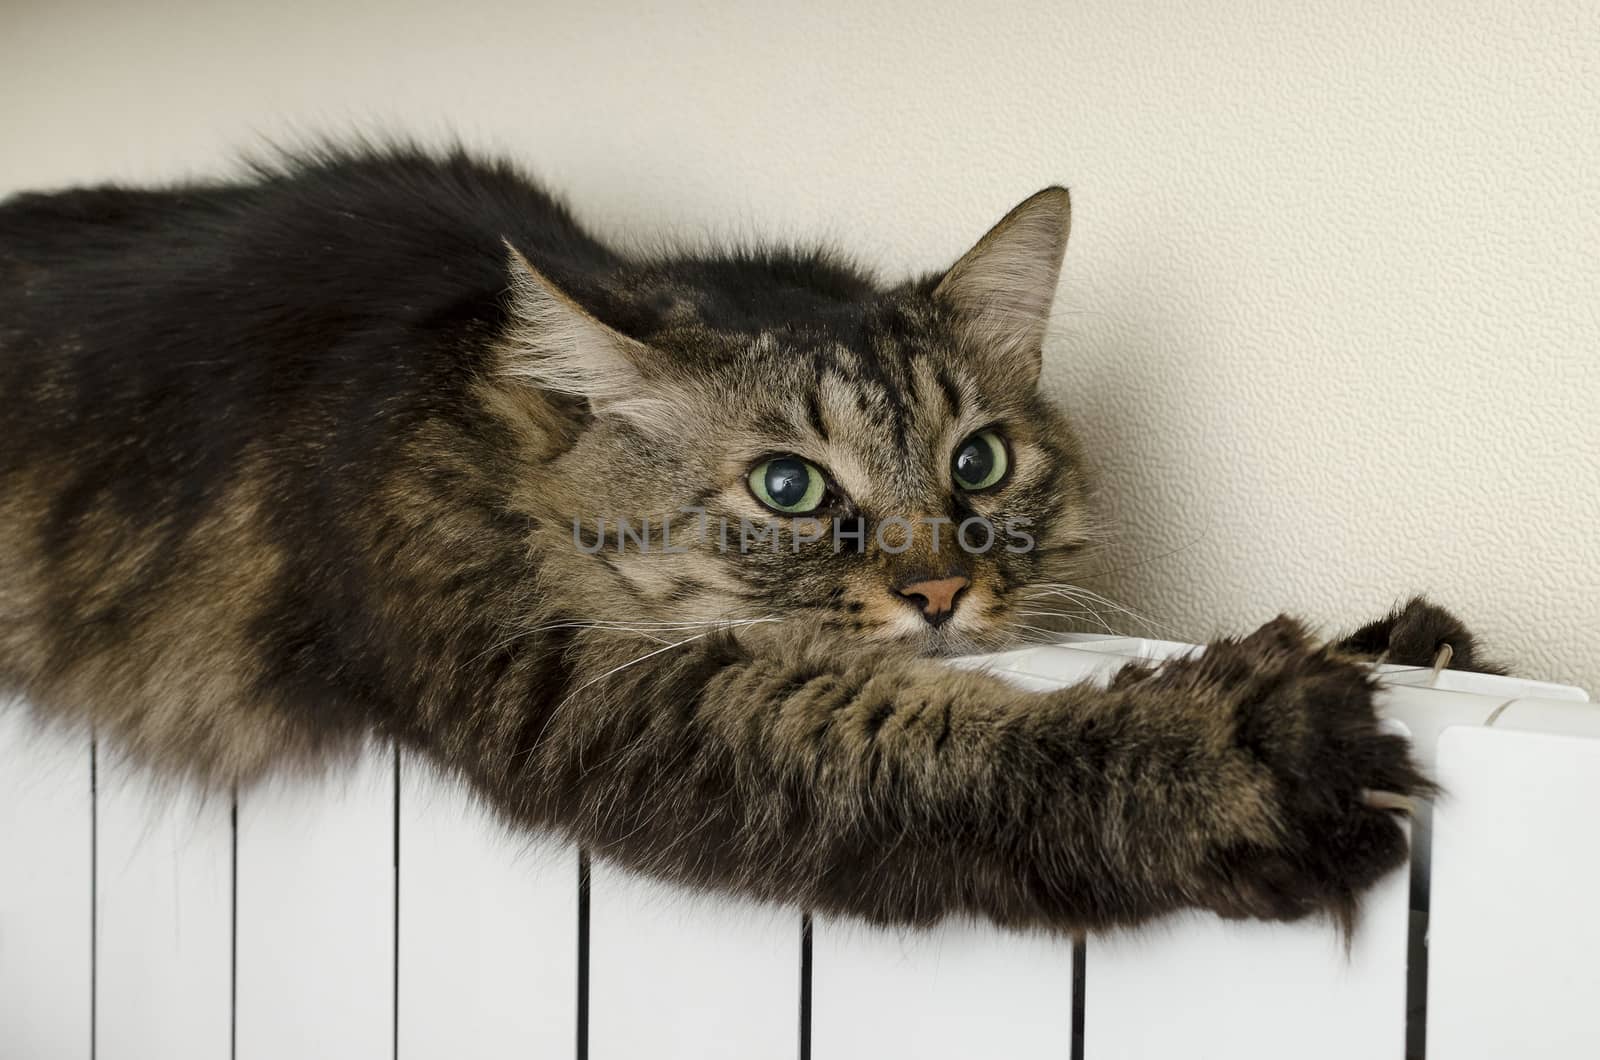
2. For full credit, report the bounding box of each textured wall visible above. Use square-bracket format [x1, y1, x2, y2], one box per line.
[3, 0, 1596, 686]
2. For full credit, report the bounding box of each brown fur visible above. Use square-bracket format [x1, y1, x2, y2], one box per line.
[0, 144, 1458, 933]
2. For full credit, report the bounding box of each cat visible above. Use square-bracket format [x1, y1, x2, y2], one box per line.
[0, 142, 1494, 934]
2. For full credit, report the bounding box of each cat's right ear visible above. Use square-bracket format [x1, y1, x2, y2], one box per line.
[932, 187, 1071, 391]
[500, 242, 680, 431]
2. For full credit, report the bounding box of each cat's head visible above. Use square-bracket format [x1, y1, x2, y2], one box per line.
[502, 188, 1094, 654]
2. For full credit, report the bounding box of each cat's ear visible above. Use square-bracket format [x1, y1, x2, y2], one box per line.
[501, 242, 680, 431]
[933, 187, 1070, 389]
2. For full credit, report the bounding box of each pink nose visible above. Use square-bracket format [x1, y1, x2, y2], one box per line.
[894, 575, 971, 626]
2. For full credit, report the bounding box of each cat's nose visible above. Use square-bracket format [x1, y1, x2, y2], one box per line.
[894, 575, 971, 627]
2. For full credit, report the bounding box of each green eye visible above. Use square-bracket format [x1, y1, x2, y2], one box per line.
[951, 430, 1010, 491]
[748, 455, 829, 514]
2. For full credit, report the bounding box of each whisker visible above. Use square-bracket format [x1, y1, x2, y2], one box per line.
[1068, 532, 1210, 582]
[460, 616, 778, 674]
[1011, 614, 1100, 624]
[521, 617, 785, 765]
[1015, 592, 1120, 634]
[1019, 583, 1175, 638]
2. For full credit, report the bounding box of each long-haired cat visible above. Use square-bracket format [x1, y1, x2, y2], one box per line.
[0, 143, 1491, 932]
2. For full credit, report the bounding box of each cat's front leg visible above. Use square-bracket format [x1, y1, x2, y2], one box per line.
[505, 615, 1425, 935]
[1103, 617, 1430, 928]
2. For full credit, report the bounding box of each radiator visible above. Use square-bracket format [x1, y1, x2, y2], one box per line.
[1, 634, 1595, 1059]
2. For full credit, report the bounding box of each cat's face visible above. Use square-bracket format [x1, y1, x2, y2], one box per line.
[511, 189, 1092, 654]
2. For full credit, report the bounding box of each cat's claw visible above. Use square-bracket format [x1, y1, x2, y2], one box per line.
[1128, 616, 1432, 928]
[1335, 595, 1504, 674]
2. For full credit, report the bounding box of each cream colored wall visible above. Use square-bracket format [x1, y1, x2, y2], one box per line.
[3, 0, 1596, 686]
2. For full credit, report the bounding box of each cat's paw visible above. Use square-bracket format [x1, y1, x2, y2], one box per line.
[1335, 595, 1504, 674]
[1142, 617, 1431, 927]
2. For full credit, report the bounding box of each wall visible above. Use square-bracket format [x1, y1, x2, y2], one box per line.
[3, 0, 1596, 686]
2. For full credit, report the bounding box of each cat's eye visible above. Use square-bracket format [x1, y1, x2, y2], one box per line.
[748, 455, 829, 514]
[951, 430, 1010, 492]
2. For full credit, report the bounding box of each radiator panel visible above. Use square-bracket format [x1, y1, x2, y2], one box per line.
[3, 638, 1596, 1059]
[234, 748, 395, 1060]
[587, 863, 801, 1060]
[396, 754, 578, 1059]
[811, 917, 1076, 1059]
[93, 757, 231, 1060]
[1083, 864, 1409, 1058]
[0, 708, 92, 1060]
[1427, 726, 1600, 1060]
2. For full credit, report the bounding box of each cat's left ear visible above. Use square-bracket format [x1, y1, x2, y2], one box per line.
[933, 187, 1070, 390]
[501, 242, 682, 432]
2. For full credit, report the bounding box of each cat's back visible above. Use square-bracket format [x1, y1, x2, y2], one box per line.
[0, 147, 616, 609]
[0, 147, 623, 459]
[0, 146, 617, 331]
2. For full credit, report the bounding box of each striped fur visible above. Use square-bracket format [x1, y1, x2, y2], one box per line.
[0, 143, 1446, 933]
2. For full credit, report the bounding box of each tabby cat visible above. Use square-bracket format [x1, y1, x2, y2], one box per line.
[0, 144, 1492, 933]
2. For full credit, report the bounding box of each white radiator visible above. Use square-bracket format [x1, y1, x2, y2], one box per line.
[1, 635, 1595, 1059]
